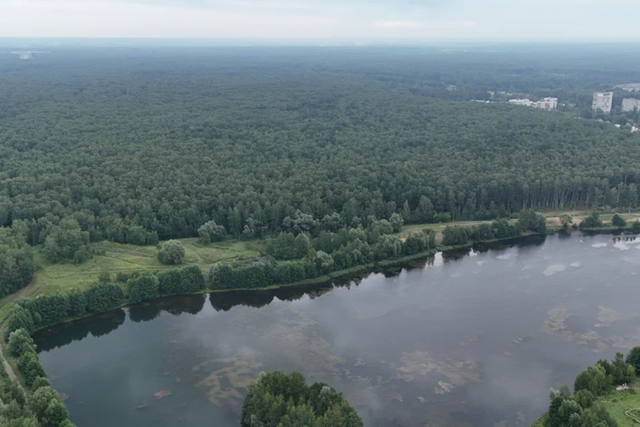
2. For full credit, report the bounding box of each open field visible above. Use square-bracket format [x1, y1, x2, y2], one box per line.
[602, 381, 640, 427]
[0, 238, 262, 319]
[32, 238, 263, 294]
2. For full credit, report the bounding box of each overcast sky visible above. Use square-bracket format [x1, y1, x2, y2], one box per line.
[1, 0, 639, 41]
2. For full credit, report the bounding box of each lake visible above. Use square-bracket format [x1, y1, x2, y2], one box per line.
[34, 232, 640, 427]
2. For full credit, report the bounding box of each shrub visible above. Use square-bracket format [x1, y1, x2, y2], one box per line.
[612, 214, 627, 228]
[5, 305, 35, 339]
[85, 284, 124, 313]
[127, 274, 160, 304]
[442, 226, 470, 246]
[67, 291, 88, 318]
[19, 353, 46, 388]
[580, 212, 603, 229]
[198, 221, 227, 244]
[157, 240, 186, 265]
[8, 329, 35, 357]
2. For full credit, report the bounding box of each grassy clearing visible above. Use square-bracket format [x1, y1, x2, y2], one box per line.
[602, 381, 640, 427]
[0, 238, 263, 319]
[31, 238, 262, 295]
[396, 221, 493, 240]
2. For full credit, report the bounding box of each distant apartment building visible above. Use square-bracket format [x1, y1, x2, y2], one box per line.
[509, 98, 533, 106]
[622, 98, 640, 112]
[535, 97, 558, 111]
[592, 92, 614, 114]
[508, 97, 557, 111]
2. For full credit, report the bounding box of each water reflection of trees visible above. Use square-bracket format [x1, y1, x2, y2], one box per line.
[36, 309, 126, 353]
[209, 283, 336, 312]
[37, 238, 555, 351]
[129, 294, 206, 322]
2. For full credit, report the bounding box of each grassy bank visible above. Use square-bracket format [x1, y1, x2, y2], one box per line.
[2, 212, 639, 323]
[602, 380, 640, 427]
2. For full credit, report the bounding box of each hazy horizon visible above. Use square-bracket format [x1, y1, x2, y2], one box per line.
[1, 0, 640, 42]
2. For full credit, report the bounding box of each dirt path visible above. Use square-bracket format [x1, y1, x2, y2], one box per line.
[0, 342, 24, 392]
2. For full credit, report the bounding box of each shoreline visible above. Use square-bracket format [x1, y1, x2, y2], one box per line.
[4, 226, 636, 335]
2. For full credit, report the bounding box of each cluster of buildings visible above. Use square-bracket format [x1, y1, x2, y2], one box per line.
[592, 91, 640, 114]
[622, 98, 640, 113]
[508, 97, 558, 111]
[615, 83, 640, 92]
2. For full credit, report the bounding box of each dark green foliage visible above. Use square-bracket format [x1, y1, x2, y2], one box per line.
[573, 389, 596, 410]
[127, 274, 160, 304]
[44, 400, 69, 427]
[266, 233, 298, 260]
[574, 365, 610, 397]
[31, 376, 51, 391]
[442, 226, 470, 246]
[274, 261, 307, 284]
[9, 284, 124, 331]
[158, 266, 206, 295]
[8, 329, 35, 357]
[1, 47, 640, 259]
[43, 219, 91, 264]
[469, 223, 495, 241]
[597, 353, 635, 385]
[374, 235, 403, 261]
[241, 371, 363, 427]
[67, 291, 88, 318]
[158, 269, 182, 295]
[209, 260, 275, 290]
[627, 346, 640, 373]
[491, 219, 520, 239]
[389, 213, 404, 233]
[611, 214, 627, 228]
[31, 386, 61, 422]
[0, 324, 73, 427]
[5, 305, 35, 339]
[544, 351, 631, 427]
[580, 212, 604, 229]
[547, 393, 569, 427]
[198, 221, 227, 244]
[0, 245, 35, 297]
[633, 221, 640, 234]
[517, 210, 547, 234]
[293, 234, 312, 259]
[85, 284, 124, 313]
[313, 251, 334, 275]
[19, 295, 70, 329]
[19, 353, 46, 388]
[157, 240, 186, 265]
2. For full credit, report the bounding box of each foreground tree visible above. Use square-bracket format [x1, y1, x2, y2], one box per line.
[241, 371, 363, 427]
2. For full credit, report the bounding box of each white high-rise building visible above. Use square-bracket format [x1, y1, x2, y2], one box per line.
[622, 98, 640, 112]
[592, 92, 614, 114]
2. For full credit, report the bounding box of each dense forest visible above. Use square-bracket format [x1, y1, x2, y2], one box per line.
[1, 46, 640, 291]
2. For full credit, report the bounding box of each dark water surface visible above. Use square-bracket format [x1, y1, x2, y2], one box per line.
[35, 233, 640, 427]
